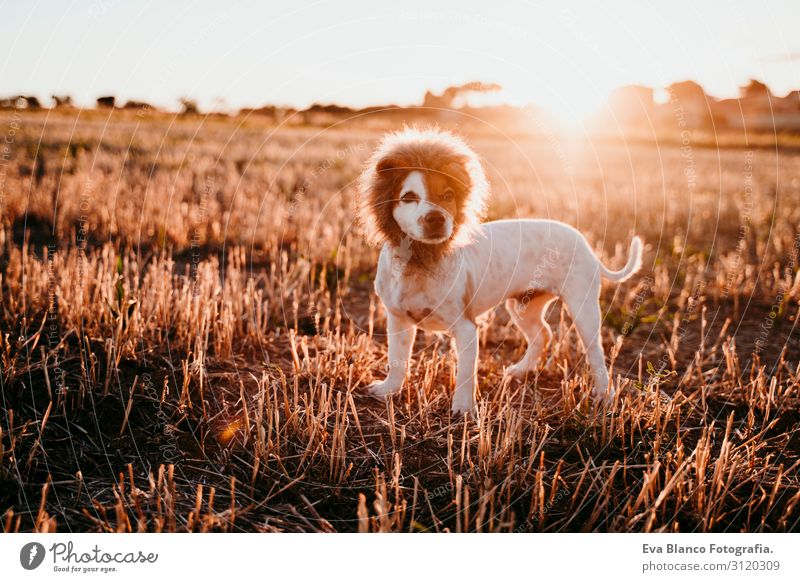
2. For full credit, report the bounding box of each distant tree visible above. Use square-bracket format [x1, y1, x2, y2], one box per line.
[13, 95, 42, 109]
[0, 95, 44, 109]
[52, 95, 71, 107]
[179, 98, 200, 115]
[52, 94, 73, 108]
[665, 81, 714, 129]
[239, 104, 277, 117]
[422, 82, 502, 109]
[740, 79, 771, 99]
[460, 81, 503, 94]
[666, 80, 707, 103]
[423, 90, 450, 108]
[785, 90, 800, 110]
[122, 100, 156, 112]
[96, 96, 116, 108]
[305, 103, 355, 114]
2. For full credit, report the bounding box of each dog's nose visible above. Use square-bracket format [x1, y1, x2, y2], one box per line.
[423, 211, 446, 228]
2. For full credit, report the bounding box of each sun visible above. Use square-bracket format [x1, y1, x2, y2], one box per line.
[542, 93, 605, 128]
[505, 76, 612, 129]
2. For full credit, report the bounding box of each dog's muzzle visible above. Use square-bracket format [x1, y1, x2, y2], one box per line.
[420, 210, 447, 239]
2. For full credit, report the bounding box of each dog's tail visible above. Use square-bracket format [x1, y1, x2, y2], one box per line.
[599, 236, 643, 282]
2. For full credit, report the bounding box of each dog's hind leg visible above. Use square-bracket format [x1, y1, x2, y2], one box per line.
[504, 293, 556, 379]
[562, 285, 613, 403]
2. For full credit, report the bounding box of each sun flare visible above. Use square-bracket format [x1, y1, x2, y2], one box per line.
[506, 76, 612, 128]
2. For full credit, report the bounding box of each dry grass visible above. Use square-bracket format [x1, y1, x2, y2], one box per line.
[1, 108, 799, 532]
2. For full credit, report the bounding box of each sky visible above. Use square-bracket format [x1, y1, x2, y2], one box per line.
[2, 0, 799, 122]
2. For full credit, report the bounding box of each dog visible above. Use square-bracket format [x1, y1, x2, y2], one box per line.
[357, 127, 643, 415]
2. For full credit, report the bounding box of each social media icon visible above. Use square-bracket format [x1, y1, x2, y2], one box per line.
[20, 542, 46, 570]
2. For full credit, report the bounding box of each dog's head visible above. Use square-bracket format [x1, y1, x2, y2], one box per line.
[357, 127, 488, 264]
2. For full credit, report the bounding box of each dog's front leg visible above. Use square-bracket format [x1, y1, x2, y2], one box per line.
[367, 313, 416, 400]
[451, 319, 478, 416]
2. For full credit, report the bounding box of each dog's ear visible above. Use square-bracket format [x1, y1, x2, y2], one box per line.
[441, 158, 471, 191]
[376, 153, 403, 175]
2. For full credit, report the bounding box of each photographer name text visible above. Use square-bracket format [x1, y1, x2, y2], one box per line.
[643, 543, 773, 557]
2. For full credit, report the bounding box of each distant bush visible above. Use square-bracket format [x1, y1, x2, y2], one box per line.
[179, 98, 200, 115]
[1, 95, 43, 109]
[96, 96, 116, 108]
[122, 100, 156, 112]
[52, 95, 73, 108]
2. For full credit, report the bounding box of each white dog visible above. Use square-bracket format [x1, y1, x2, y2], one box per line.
[357, 128, 643, 415]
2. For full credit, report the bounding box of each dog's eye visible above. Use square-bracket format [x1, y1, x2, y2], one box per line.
[401, 191, 419, 203]
[441, 188, 455, 202]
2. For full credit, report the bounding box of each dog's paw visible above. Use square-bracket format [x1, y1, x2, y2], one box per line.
[504, 361, 534, 379]
[366, 380, 401, 401]
[450, 392, 476, 417]
[592, 386, 615, 406]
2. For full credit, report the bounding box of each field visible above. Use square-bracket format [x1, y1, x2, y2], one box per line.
[1, 108, 799, 532]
